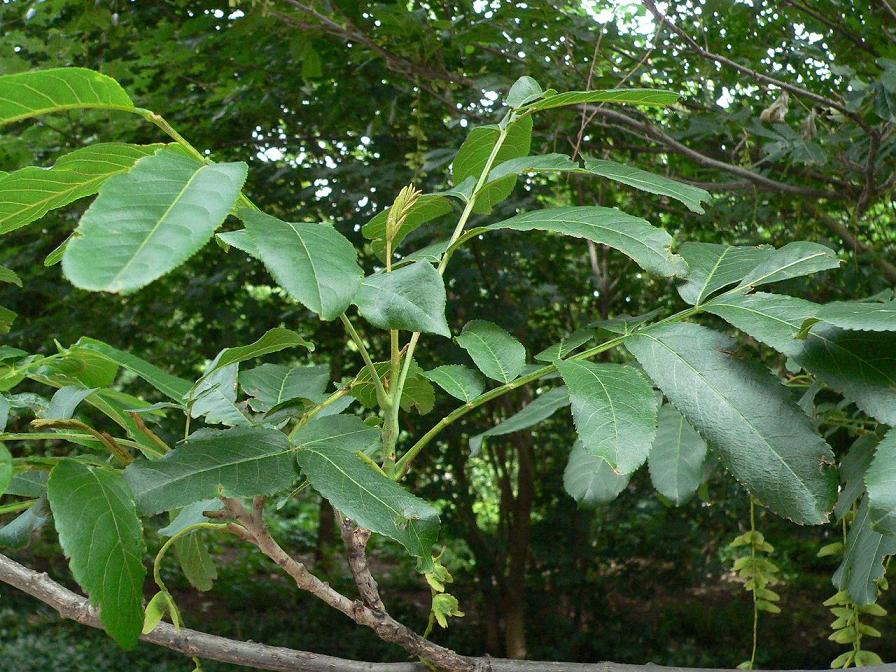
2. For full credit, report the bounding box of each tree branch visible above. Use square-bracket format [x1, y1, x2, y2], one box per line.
[220, 498, 480, 672]
[640, 0, 873, 133]
[339, 513, 386, 611]
[585, 106, 839, 199]
[5, 552, 896, 672]
[276, 0, 473, 87]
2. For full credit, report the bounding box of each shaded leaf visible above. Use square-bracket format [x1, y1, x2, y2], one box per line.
[355, 262, 450, 336]
[63, 149, 247, 293]
[648, 405, 708, 505]
[564, 441, 631, 505]
[469, 387, 569, 455]
[534, 328, 595, 362]
[0, 496, 50, 549]
[124, 426, 296, 515]
[198, 328, 313, 382]
[239, 363, 329, 413]
[558, 361, 657, 475]
[73, 337, 191, 402]
[421, 365, 485, 403]
[47, 461, 146, 648]
[487, 206, 686, 278]
[174, 533, 217, 592]
[583, 159, 710, 214]
[676, 243, 773, 305]
[295, 417, 438, 567]
[242, 208, 363, 320]
[452, 115, 532, 213]
[44, 385, 96, 420]
[833, 497, 896, 605]
[0, 143, 164, 235]
[506, 76, 544, 108]
[456, 320, 526, 384]
[866, 428, 896, 535]
[736, 242, 840, 289]
[836, 434, 878, 521]
[351, 360, 434, 415]
[626, 322, 837, 525]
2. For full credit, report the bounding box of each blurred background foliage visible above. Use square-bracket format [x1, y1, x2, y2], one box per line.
[0, 0, 894, 669]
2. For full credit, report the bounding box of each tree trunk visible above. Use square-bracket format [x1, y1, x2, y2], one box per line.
[503, 431, 535, 658]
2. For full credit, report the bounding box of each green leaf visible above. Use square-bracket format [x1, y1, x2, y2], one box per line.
[44, 385, 96, 419]
[142, 592, 171, 635]
[486, 153, 581, 183]
[452, 116, 532, 214]
[456, 320, 526, 384]
[239, 363, 329, 413]
[6, 471, 48, 498]
[0, 265, 21, 286]
[158, 499, 224, 538]
[47, 460, 146, 648]
[806, 300, 896, 333]
[795, 326, 896, 425]
[216, 229, 260, 258]
[420, 365, 485, 403]
[62, 149, 248, 293]
[362, 195, 453, 260]
[648, 404, 708, 506]
[704, 292, 818, 357]
[626, 323, 837, 525]
[355, 262, 450, 336]
[174, 533, 217, 592]
[866, 428, 896, 535]
[582, 159, 710, 214]
[736, 242, 840, 289]
[44, 236, 69, 266]
[158, 500, 223, 538]
[188, 364, 248, 427]
[833, 497, 896, 605]
[197, 328, 313, 383]
[855, 651, 884, 667]
[705, 292, 896, 424]
[558, 361, 658, 475]
[487, 206, 687, 278]
[0, 306, 15, 334]
[295, 418, 439, 567]
[469, 386, 569, 455]
[0, 497, 50, 549]
[523, 88, 679, 111]
[836, 434, 878, 521]
[0, 68, 134, 126]
[123, 426, 296, 515]
[534, 329, 595, 363]
[37, 348, 119, 388]
[506, 76, 545, 108]
[241, 208, 363, 320]
[73, 337, 191, 402]
[0, 143, 164, 235]
[676, 243, 773, 305]
[351, 360, 435, 415]
[291, 414, 380, 456]
[88, 389, 174, 457]
[564, 441, 631, 505]
[0, 443, 11, 497]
